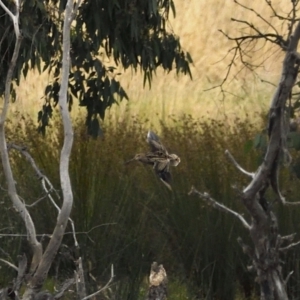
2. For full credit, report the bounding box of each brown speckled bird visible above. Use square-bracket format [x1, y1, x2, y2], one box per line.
[125, 130, 180, 190]
[149, 262, 168, 286]
[146, 262, 168, 300]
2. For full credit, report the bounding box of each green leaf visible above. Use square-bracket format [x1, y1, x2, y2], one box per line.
[170, 0, 176, 18]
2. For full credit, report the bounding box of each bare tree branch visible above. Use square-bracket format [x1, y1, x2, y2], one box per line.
[8, 143, 80, 246]
[188, 186, 251, 230]
[284, 270, 294, 286]
[225, 150, 255, 178]
[8, 144, 44, 179]
[0, 0, 19, 36]
[0, 258, 18, 271]
[81, 264, 115, 300]
[23, 0, 82, 295]
[54, 278, 75, 299]
[280, 240, 300, 252]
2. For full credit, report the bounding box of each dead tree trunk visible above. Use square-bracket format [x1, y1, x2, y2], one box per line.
[190, 21, 300, 300]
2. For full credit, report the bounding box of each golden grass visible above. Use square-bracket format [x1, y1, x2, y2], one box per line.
[13, 0, 291, 125]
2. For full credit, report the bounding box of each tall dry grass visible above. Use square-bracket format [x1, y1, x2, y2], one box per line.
[13, 0, 290, 125]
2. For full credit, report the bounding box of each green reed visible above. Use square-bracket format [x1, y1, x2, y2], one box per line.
[1, 113, 300, 299]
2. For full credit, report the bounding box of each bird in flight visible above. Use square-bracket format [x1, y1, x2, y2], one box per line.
[125, 131, 180, 190]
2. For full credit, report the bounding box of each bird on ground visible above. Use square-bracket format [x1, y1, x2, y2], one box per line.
[149, 261, 168, 287]
[147, 262, 168, 300]
[125, 130, 180, 190]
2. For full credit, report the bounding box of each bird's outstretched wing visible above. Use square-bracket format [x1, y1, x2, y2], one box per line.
[153, 160, 172, 190]
[147, 131, 168, 154]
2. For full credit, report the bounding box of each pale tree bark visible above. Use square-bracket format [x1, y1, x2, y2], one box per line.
[0, 0, 43, 275]
[0, 0, 81, 299]
[23, 0, 81, 298]
[190, 21, 300, 300]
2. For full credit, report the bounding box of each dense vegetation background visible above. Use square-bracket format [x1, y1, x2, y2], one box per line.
[1, 115, 300, 299]
[1, 0, 300, 299]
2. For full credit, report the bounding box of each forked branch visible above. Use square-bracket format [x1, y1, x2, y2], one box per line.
[27, 0, 82, 292]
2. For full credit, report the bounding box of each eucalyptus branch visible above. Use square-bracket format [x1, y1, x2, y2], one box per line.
[0, 0, 43, 274]
[0, 1, 19, 35]
[40, 178, 79, 247]
[7, 143, 79, 246]
[8, 144, 44, 179]
[0, 258, 18, 271]
[225, 150, 255, 178]
[26, 0, 80, 292]
[188, 186, 251, 230]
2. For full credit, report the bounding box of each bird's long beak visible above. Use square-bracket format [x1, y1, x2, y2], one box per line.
[124, 158, 135, 165]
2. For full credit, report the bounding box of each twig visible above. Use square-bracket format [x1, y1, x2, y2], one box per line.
[54, 278, 75, 299]
[81, 264, 115, 300]
[7, 144, 44, 179]
[280, 233, 296, 242]
[25, 193, 50, 208]
[284, 270, 294, 286]
[0, 258, 18, 271]
[280, 241, 300, 252]
[0, 223, 116, 238]
[41, 179, 79, 246]
[8, 143, 80, 247]
[279, 199, 300, 206]
[189, 186, 251, 230]
[225, 150, 255, 178]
